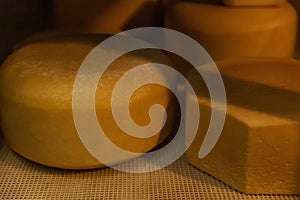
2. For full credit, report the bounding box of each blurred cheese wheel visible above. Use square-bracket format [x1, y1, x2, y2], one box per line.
[223, 0, 286, 6]
[165, 1, 297, 60]
[53, 0, 162, 34]
[0, 35, 177, 169]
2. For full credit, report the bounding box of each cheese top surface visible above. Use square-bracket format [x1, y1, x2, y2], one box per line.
[166, 1, 296, 34]
[1, 35, 174, 110]
[190, 58, 300, 127]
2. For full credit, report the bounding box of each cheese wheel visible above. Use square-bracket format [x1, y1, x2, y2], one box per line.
[53, 0, 161, 34]
[223, 0, 286, 6]
[186, 58, 300, 194]
[0, 35, 177, 169]
[165, 2, 297, 60]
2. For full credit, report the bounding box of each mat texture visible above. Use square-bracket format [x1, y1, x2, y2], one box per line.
[0, 142, 299, 200]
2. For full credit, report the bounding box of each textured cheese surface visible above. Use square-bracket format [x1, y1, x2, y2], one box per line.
[165, 2, 297, 60]
[187, 58, 300, 194]
[0, 35, 177, 169]
[223, 0, 286, 6]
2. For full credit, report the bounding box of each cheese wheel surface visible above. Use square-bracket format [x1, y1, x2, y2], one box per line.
[187, 58, 300, 194]
[0, 35, 178, 169]
[165, 2, 297, 60]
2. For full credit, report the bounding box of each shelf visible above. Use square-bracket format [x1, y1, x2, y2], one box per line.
[0, 142, 299, 199]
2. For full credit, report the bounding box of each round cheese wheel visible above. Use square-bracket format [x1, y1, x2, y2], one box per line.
[165, 1, 297, 60]
[0, 35, 178, 169]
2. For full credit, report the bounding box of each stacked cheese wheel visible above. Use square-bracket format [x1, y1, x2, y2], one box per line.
[0, 35, 177, 169]
[165, 0, 297, 60]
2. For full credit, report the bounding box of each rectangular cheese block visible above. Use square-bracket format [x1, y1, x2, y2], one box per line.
[186, 58, 300, 194]
[187, 98, 300, 194]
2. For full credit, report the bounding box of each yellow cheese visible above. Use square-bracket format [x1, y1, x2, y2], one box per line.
[53, 0, 161, 34]
[187, 58, 300, 194]
[165, 2, 297, 60]
[223, 0, 286, 6]
[0, 35, 177, 169]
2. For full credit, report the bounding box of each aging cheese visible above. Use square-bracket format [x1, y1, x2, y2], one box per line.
[187, 58, 300, 194]
[53, 0, 161, 34]
[0, 35, 177, 169]
[223, 0, 286, 6]
[165, 2, 297, 60]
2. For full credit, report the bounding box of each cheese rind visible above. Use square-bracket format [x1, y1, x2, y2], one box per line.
[165, 2, 297, 60]
[186, 58, 300, 194]
[0, 35, 177, 169]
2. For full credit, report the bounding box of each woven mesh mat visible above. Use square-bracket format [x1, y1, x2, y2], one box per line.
[0, 142, 299, 200]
